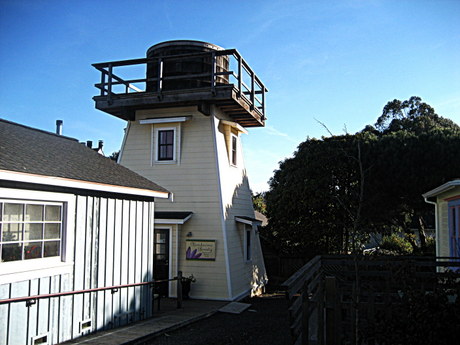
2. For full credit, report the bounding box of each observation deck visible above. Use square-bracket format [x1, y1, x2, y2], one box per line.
[92, 45, 267, 127]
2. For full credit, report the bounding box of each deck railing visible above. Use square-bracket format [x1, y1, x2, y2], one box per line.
[92, 49, 268, 119]
[281, 255, 460, 345]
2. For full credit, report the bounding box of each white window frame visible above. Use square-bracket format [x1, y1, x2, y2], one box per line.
[0, 188, 74, 285]
[152, 125, 180, 165]
[230, 133, 238, 167]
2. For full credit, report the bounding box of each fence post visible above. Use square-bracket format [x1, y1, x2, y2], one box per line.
[177, 271, 183, 309]
[325, 276, 337, 345]
[317, 279, 325, 345]
[302, 282, 310, 345]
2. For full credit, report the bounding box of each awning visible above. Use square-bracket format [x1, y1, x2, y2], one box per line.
[235, 216, 262, 226]
[155, 211, 193, 224]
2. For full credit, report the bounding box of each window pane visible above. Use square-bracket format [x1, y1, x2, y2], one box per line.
[45, 205, 61, 221]
[2, 223, 22, 242]
[166, 146, 173, 158]
[24, 242, 42, 259]
[2, 243, 22, 261]
[26, 204, 43, 221]
[159, 130, 174, 144]
[159, 146, 168, 158]
[44, 241, 60, 257]
[44, 224, 60, 239]
[166, 131, 174, 143]
[25, 223, 43, 240]
[3, 203, 23, 221]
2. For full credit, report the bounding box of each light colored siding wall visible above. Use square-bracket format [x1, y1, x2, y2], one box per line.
[435, 189, 460, 257]
[121, 107, 229, 300]
[0, 191, 155, 344]
[213, 106, 267, 299]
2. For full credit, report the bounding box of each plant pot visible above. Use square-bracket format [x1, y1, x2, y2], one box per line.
[182, 280, 191, 299]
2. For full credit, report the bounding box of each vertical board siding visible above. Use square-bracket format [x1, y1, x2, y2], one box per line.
[0, 285, 9, 344]
[0, 195, 155, 345]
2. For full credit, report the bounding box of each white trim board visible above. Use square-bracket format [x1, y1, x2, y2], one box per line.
[139, 116, 191, 124]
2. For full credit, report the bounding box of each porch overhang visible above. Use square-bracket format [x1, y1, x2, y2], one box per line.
[155, 211, 193, 224]
[235, 216, 262, 226]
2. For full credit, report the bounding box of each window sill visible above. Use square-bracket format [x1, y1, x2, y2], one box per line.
[0, 258, 73, 285]
[154, 160, 177, 165]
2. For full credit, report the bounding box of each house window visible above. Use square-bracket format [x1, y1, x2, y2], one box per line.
[231, 135, 238, 166]
[158, 129, 175, 161]
[245, 227, 252, 261]
[0, 201, 62, 262]
[448, 201, 460, 258]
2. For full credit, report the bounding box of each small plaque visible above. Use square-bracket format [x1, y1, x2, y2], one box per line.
[186, 239, 216, 260]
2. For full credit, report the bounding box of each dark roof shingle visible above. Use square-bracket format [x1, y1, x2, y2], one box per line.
[0, 119, 168, 195]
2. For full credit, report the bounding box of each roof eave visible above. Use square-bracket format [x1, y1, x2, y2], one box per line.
[422, 180, 460, 199]
[0, 170, 170, 199]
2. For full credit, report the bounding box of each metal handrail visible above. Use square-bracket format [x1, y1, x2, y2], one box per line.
[0, 275, 182, 307]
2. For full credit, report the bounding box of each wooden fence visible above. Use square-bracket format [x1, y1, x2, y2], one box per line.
[281, 255, 460, 345]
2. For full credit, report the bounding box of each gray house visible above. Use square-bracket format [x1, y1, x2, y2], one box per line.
[0, 119, 169, 345]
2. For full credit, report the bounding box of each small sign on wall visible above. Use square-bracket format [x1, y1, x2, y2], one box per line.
[186, 239, 216, 260]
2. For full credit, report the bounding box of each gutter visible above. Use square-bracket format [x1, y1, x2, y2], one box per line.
[424, 196, 440, 257]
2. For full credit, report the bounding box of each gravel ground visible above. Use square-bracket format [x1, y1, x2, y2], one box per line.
[141, 293, 291, 345]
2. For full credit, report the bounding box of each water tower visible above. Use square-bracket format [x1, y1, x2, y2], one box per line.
[93, 40, 268, 300]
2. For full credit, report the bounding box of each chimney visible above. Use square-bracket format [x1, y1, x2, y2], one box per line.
[86, 140, 93, 148]
[56, 120, 63, 135]
[98, 140, 104, 150]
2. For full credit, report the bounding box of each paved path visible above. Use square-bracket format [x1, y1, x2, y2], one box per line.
[63, 299, 227, 345]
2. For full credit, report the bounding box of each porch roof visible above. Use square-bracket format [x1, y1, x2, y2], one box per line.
[155, 211, 193, 224]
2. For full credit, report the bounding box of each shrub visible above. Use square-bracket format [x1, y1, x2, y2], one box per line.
[380, 233, 413, 254]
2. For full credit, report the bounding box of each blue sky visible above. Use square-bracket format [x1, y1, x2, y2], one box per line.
[1, 0, 459, 192]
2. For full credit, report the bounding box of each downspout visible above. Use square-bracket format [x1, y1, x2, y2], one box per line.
[424, 197, 439, 256]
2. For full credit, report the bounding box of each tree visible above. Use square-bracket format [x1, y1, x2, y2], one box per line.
[264, 97, 460, 257]
[252, 192, 267, 215]
[109, 151, 120, 162]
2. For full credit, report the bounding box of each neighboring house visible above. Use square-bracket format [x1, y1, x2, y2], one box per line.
[0, 119, 169, 345]
[93, 40, 268, 301]
[423, 179, 460, 258]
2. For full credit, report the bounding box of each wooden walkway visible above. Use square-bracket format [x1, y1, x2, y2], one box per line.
[62, 299, 227, 345]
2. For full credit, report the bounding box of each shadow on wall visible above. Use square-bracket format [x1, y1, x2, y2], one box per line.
[224, 173, 268, 298]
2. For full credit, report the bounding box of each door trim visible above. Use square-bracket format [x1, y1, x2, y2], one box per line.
[154, 226, 173, 296]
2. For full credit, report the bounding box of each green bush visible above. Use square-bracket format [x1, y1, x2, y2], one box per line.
[380, 233, 413, 254]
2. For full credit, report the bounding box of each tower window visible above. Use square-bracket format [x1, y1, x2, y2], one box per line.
[157, 129, 175, 161]
[245, 227, 252, 261]
[231, 135, 237, 166]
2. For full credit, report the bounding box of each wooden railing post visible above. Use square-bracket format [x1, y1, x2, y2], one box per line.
[177, 271, 183, 309]
[157, 57, 163, 99]
[211, 51, 216, 95]
[107, 63, 113, 105]
[261, 87, 266, 119]
[100, 68, 106, 96]
[250, 72, 255, 110]
[237, 54, 242, 98]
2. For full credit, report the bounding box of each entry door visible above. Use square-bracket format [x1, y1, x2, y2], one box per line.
[153, 228, 170, 296]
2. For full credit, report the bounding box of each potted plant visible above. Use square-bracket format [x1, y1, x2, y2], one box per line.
[181, 274, 196, 299]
